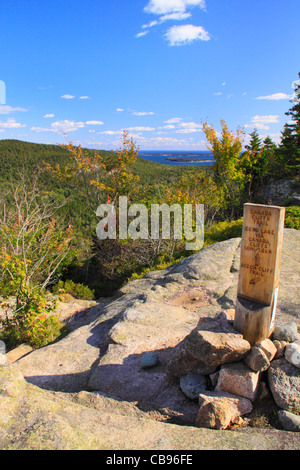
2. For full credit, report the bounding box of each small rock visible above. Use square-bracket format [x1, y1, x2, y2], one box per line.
[180, 373, 207, 400]
[244, 339, 277, 372]
[140, 352, 159, 369]
[244, 346, 270, 372]
[278, 409, 300, 432]
[256, 339, 277, 361]
[185, 315, 251, 368]
[285, 342, 300, 369]
[273, 340, 287, 358]
[273, 322, 298, 343]
[216, 362, 260, 402]
[223, 309, 235, 324]
[268, 358, 300, 413]
[196, 391, 253, 430]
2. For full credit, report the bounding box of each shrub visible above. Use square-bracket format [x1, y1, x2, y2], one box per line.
[285, 206, 300, 230]
[53, 279, 95, 300]
[0, 290, 66, 350]
[204, 218, 243, 246]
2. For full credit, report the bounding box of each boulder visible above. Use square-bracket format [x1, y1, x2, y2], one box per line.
[184, 314, 251, 368]
[196, 391, 253, 430]
[244, 340, 277, 372]
[285, 341, 300, 369]
[268, 358, 300, 412]
[256, 339, 277, 361]
[167, 346, 218, 378]
[180, 373, 207, 400]
[278, 410, 300, 432]
[273, 340, 287, 359]
[244, 346, 270, 372]
[273, 322, 298, 343]
[262, 179, 300, 206]
[216, 362, 261, 402]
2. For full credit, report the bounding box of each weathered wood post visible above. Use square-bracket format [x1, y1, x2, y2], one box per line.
[234, 203, 285, 345]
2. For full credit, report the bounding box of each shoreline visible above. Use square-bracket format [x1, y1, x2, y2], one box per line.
[165, 157, 214, 163]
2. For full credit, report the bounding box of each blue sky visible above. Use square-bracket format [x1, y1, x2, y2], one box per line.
[0, 0, 299, 150]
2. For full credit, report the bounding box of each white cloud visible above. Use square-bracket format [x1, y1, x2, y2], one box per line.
[44, 113, 54, 118]
[132, 111, 155, 116]
[175, 121, 202, 133]
[158, 124, 176, 129]
[160, 11, 191, 21]
[51, 120, 85, 132]
[136, 31, 149, 38]
[79, 96, 90, 100]
[116, 108, 124, 112]
[143, 11, 191, 28]
[142, 20, 159, 29]
[61, 94, 76, 100]
[85, 120, 104, 125]
[33, 119, 104, 134]
[30, 127, 50, 133]
[0, 105, 28, 114]
[165, 117, 182, 123]
[176, 128, 202, 133]
[127, 126, 155, 131]
[144, 0, 206, 15]
[214, 92, 222, 96]
[100, 130, 124, 135]
[179, 121, 202, 128]
[252, 115, 279, 124]
[255, 93, 291, 101]
[140, 2, 208, 44]
[31, 120, 85, 133]
[165, 24, 210, 45]
[245, 123, 269, 130]
[0, 118, 26, 129]
[245, 115, 280, 130]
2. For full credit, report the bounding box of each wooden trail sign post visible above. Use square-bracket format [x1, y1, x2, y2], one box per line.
[234, 203, 285, 345]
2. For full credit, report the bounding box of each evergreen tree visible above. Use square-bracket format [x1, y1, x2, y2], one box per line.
[245, 128, 262, 155]
[262, 136, 278, 174]
[279, 73, 300, 173]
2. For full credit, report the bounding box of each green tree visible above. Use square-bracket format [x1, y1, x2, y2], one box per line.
[245, 128, 262, 155]
[0, 176, 72, 349]
[44, 130, 140, 211]
[261, 136, 278, 175]
[203, 120, 245, 217]
[279, 73, 300, 174]
[239, 130, 277, 200]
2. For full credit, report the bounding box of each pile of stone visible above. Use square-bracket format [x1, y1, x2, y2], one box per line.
[167, 312, 300, 431]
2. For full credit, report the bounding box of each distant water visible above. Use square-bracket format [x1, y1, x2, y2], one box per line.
[138, 150, 215, 166]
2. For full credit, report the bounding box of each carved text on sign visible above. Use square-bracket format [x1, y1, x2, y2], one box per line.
[237, 204, 285, 306]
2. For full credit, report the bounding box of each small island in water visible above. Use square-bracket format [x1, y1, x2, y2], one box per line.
[165, 156, 213, 163]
